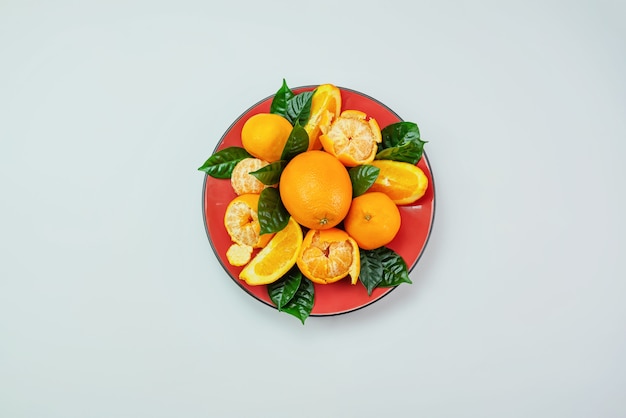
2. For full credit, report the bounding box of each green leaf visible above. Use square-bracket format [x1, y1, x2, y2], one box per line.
[280, 123, 309, 161]
[286, 90, 315, 126]
[270, 79, 295, 118]
[376, 121, 427, 164]
[348, 165, 380, 197]
[258, 187, 290, 235]
[280, 276, 315, 324]
[375, 140, 425, 164]
[372, 247, 412, 288]
[250, 161, 286, 185]
[197, 146, 252, 179]
[267, 266, 302, 310]
[359, 250, 384, 296]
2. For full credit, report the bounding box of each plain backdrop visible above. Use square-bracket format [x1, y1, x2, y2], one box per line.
[1, 0, 625, 417]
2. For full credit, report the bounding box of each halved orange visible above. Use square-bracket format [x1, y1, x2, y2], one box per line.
[368, 160, 429, 205]
[239, 217, 303, 286]
[297, 228, 360, 285]
[319, 110, 382, 167]
[303, 84, 342, 150]
[224, 194, 274, 248]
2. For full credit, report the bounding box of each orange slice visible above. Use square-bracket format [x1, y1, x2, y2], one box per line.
[297, 228, 360, 285]
[304, 84, 342, 150]
[223, 194, 274, 248]
[319, 110, 382, 167]
[239, 217, 303, 286]
[368, 160, 429, 205]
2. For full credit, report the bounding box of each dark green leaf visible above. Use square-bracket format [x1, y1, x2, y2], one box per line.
[359, 250, 384, 296]
[280, 123, 309, 161]
[286, 90, 315, 126]
[258, 187, 290, 235]
[348, 165, 380, 197]
[373, 247, 412, 287]
[380, 122, 421, 148]
[375, 140, 425, 164]
[270, 79, 295, 118]
[281, 276, 315, 324]
[250, 161, 286, 185]
[197, 146, 252, 179]
[267, 267, 302, 310]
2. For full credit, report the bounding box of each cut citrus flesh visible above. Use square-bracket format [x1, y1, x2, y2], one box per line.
[231, 157, 270, 195]
[304, 84, 342, 150]
[226, 243, 253, 266]
[319, 110, 382, 167]
[297, 228, 360, 285]
[239, 217, 303, 286]
[368, 160, 429, 205]
[224, 194, 274, 248]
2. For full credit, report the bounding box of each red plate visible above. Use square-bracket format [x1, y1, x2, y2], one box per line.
[202, 85, 435, 316]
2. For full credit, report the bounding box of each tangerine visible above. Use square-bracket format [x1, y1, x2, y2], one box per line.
[319, 110, 382, 167]
[279, 150, 352, 230]
[297, 228, 360, 285]
[223, 194, 274, 249]
[343, 192, 401, 250]
[231, 157, 270, 195]
[368, 160, 429, 205]
[241, 113, 293, 162]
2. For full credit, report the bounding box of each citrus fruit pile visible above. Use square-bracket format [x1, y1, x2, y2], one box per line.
[199, 80, 429, 323]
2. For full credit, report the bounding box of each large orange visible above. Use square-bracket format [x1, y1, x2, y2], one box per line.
[279, 150, 352, 230]
[319, 110, 382, 167]
[368, 160, 429, 205]
[297, 228, 360, 285]
[241, 113, 293, 162]
[343, 192, 401, 250]
[303, 84, 342, 150]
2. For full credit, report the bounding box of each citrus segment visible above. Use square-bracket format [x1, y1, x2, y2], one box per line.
[297, 228, 360, 285]
[319, 110, 382, 167]
[241, 113, 293, 162]
[226, 243, 253, 266]
[304, 84, 342, 150]
[224, 194, 274, 248]
[239, 217, 303, 286]
[368, 160, 429, 205]
[279, 150, 352, 230]
[231, 157, 270, 195]
[344, 192, 401, 250]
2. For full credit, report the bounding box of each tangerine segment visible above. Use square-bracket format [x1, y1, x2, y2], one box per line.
[239, 217, 303, 286]
[297, 228, 360, 285]
[224, 194, 274, 248]
[231, 157, 270, 195]
[241, 113, 293, 162]
[319, 110, 382, 167]
[279, 150, 352, 230]
[226, 243, 253, 266]
[304, 84, 342, 150]
[344, 192, 401, 250]
[368, 160, 429, 205]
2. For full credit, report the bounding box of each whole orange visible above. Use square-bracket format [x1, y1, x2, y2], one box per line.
[344, 192, 401, 250]
[241, 113, 293, 162]
[279, 150, 352, 230]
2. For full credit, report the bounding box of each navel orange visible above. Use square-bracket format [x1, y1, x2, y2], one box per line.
[343, 192, 401, 250]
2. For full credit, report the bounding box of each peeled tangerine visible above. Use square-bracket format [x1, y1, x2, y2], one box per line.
[297, 228, 360, 285]
[319, 110, 382, 167]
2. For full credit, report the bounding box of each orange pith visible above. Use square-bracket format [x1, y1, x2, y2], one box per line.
[304, 84, 342, 150]
[239, 217, 303, 286]
[231, 157, 270, 195]
[241, 113, 293, 162]
[223, 194, 274, 249]
[279, 150, 352, 230]
[297, 228, 360, 285]
[368, 160, 429, 205]
[319, 110, 382, 167]
[344, 192, 401, 250]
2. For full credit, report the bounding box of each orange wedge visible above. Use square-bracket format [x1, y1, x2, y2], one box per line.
[368, 160, 429, 205]
[304, 84, 342, 150]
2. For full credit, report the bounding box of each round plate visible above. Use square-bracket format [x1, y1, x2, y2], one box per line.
[202, 85, 435, 316]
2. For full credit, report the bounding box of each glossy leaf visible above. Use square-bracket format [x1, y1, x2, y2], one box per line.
[359, 250, 384, 296]
[375, 140, 425, 164]
[270, 79, 295, 118]
[250, 161, 286, 185]
[372, 247, 412, 288]
[348, 165, 380, 197]
[286, 90, 315, 126]
[268, 266, 302, 310]
[380, 121, 421, 147]
[281, 123, 309, 161]
[258, 187, 290, 235]
[280, 276, 315, 324]
[197, 146, 252, 179]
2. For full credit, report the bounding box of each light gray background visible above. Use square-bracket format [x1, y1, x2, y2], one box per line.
[1, 1, 625, 417]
